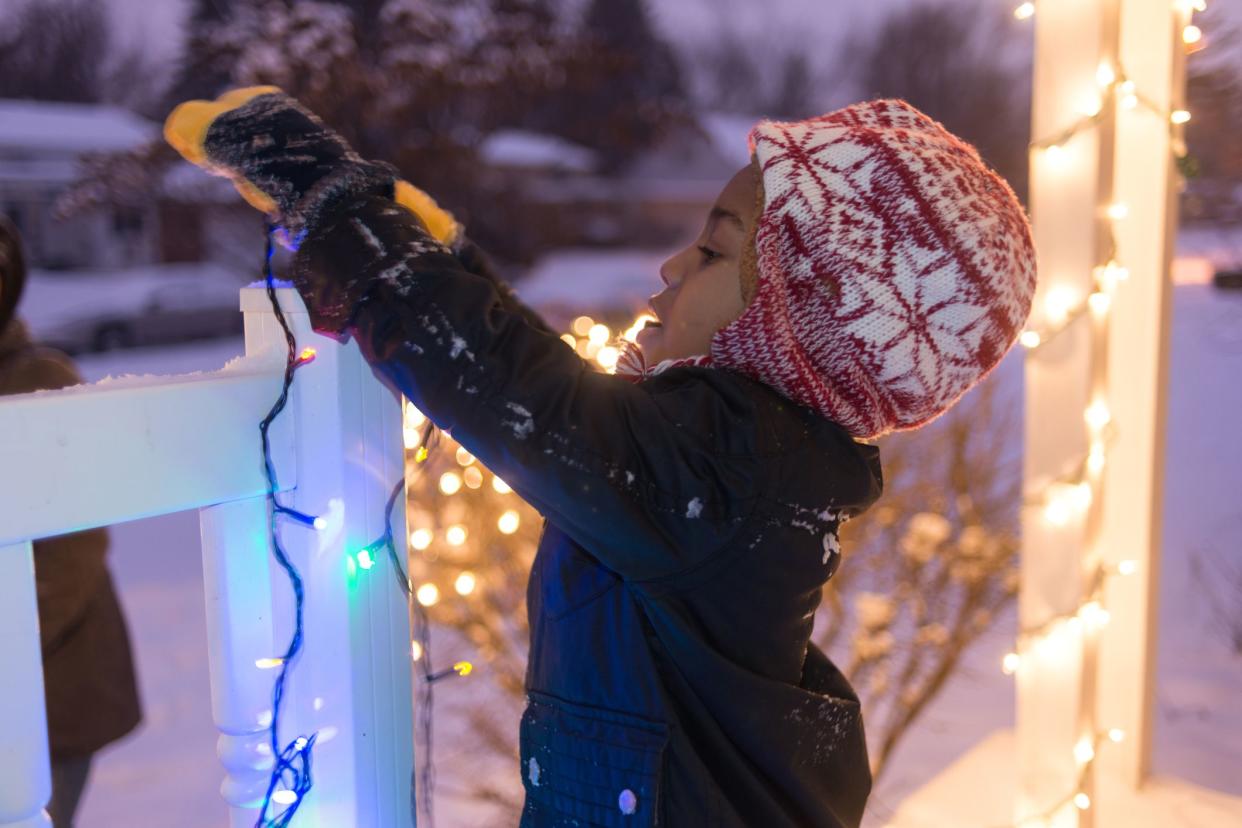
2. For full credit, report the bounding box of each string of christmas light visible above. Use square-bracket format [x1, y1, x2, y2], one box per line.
[1002, 2, 1202, 825]
[254, 231, 320, 827]
[395, 313, 641, 822]
[252, 229, 473, 827]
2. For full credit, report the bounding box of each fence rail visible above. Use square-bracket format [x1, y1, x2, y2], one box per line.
[0, 287, 413, 827]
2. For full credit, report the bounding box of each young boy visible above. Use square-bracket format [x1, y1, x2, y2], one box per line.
[166, 90, 1035, 827]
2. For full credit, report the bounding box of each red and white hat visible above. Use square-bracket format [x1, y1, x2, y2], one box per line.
[706, 99, 1037, 440]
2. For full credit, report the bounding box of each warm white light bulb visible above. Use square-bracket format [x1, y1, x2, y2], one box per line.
[416, 582, 440, 607]
[439, 472, 463, 496]
[454, 571, 477, 596]
[596, 345, 620, 370]
[1118, 560, 1138, 576]
[1013, 2, 1034, 20]
[272, 790, 298, 806]
[411, 640, 423, 661]
[1088, 291, 1112, 315]
[1074, 738, 1096, 764]
[1108, 728, 1126, 743]
[456, 447, 476, 466]
[1078, 95, 1103, 117]
[1079, 601, 1110, 627]
[1074, 792, 1091, 810]
[498, 510, 521, 534]
[492, 475, 512, 494]
[446, 525, 467, 546]
[588, 324, 611, 345]
[463, 466, 484, 489]
[1088, 443, 1107, 476]
[1044, 286, 1078, 326]
[1171, 109, 1191, 124]
[1070, 481, 1094, 512]
[1096, 62, 1116, 88]
[1002, 652, 1021, 674]
[1045, 498, 1072, 527]
[410, 528, 433, 550]
[1107, 202, 1130, 220]
[1020, 330, 1042, 349]
[572, 315, 594, 336]
[1085, 401, 1112, 432]
[1183, 24, 1202, 44]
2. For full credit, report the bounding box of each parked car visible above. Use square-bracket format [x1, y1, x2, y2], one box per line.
[22, 263, 249, 354]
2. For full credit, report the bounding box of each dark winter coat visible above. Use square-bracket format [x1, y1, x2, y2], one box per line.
[293, 197, 885, 827]
[0, 319, 142, 760]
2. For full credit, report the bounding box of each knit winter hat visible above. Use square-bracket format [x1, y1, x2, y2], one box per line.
[706, 99, 1037, 440]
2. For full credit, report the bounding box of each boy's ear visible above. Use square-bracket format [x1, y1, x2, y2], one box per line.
[739, 158, 765, 306]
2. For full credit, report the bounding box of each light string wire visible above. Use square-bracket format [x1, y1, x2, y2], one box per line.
[255, 229, 318, 828]
[254, 224, 459, 826]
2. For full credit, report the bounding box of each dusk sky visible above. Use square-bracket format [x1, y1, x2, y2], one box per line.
[95, 0, 919, 67]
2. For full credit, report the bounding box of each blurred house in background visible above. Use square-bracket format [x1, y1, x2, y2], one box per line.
[0, 98, 257, 275]
[489, 112, 756, 258]
[0, 99, 255, 353]
[0, 98, 158, 270]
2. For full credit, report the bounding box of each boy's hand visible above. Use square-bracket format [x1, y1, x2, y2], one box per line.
[164, 87, 460, 245]
[164, 86, 396, 239]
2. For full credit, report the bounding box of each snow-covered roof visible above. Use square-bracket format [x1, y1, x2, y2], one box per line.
[515, 248, 665, 313]
[479, 130, 597, 174]
[0, 99, 156, 156]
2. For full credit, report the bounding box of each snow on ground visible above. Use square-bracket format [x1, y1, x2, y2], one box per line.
[64, 283, 1242, 826]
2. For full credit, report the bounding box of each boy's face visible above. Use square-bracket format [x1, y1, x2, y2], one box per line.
[637, 164, 760, 365]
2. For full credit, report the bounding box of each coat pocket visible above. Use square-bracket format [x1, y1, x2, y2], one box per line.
[520, 691, 668, 827]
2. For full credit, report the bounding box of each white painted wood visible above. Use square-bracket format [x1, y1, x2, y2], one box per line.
[1096, 0, 1181, 797]
[1022, 0, 1112, 823]
[0, 363, 294, 547]
[0, 542, 52, 828]
[0, 282, 414, 824]
[199, 496, 278, 827]
[1023, 0, 1182, 825]
[233, 286, 414, 826]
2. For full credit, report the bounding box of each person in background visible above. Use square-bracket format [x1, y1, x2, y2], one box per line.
[0, 215, 142, 826]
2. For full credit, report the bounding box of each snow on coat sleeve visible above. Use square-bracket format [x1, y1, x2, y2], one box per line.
[292, 196, 761, 582]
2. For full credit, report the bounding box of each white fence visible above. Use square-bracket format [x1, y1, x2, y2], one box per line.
[0, 287, 413, 827]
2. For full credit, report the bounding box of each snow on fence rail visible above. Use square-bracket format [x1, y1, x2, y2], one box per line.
[0, 287, 413, 828]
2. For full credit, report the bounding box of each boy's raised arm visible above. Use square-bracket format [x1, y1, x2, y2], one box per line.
[163, 86, 759, 581]
[294, 195, 761, 583]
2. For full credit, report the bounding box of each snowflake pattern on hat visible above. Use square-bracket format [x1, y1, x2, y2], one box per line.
[709, 99, 1037, 440]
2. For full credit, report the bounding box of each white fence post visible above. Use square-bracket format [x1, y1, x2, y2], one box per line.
[209, 286, 414, 827]
[0, 282, 413, 826]
[200, 497, 280, 827]
[0, 541, 52, 828]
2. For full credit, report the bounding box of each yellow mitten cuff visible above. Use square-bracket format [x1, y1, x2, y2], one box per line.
[394, 180, 460, 246]
[164, 86, 283, 213]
